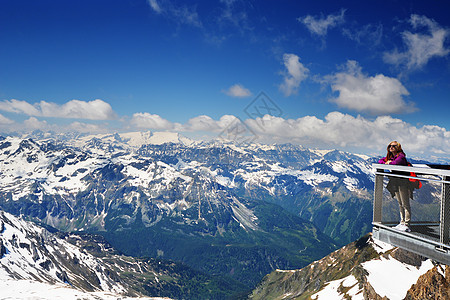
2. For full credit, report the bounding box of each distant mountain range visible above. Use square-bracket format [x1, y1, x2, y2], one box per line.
[0, 131, 445, 293]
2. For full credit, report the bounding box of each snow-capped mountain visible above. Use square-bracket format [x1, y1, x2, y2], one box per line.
[250, 233, 445, 300]
[0, 210, 153, 299]
[21, 130, 195, 149]
[71, 131, 195, 149]
[0, 210, 247, 299]
[0, 133, 384, 286]
[0, 134, 374, 229]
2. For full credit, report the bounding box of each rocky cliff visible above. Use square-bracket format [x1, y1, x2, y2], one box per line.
[249, 233, 444, 300]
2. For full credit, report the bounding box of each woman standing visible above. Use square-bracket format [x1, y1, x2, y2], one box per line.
[378, 141, 412, 232]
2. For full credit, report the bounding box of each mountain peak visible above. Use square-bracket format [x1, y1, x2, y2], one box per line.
[72, 131, 194, 149]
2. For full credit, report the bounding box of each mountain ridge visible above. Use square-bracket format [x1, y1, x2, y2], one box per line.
[249, 233, 443, 300]
[0, 210, 248, 299]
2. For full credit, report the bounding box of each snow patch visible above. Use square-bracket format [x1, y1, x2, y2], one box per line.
[313, 275, 362, 300]
[370, 237, 395, 254]
[0, 279, 170, 300]
[363, 256, 434, 300]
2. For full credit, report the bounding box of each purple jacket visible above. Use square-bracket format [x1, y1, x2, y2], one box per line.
[378, 152, 407, 165]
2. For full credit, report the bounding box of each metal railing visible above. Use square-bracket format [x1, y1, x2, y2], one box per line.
[372, 163, 450, 247]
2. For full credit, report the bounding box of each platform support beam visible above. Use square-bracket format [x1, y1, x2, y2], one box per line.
[440, 176, 450, 245]
[373, 172, 384, 223]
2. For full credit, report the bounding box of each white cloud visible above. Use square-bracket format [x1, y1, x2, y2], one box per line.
[0, 99, 41, 115]
[44, 99, 116, 120]
[148, 0, 162, 13]
[184, 115, 219, 131]
[6, 118, 109, 134]
[125, 111, 449, 156]
[384, 14, 450, 70]
[279, 53, 309, 96]
[245, 112, 450, 155]
[298, 9, 346, 36]
[183, 114, 238, 132]
[0, 99, 116, 120]
[129, 112, 240, 133]
[23, 117, 48, 130]
[67, 121, 108, 134]
[130, 113, 175, 130]
[223, 84, 252, 97]
[0, 113, 14, 124]
[329, 60, 413, 115]
[1, 108, 448, 156]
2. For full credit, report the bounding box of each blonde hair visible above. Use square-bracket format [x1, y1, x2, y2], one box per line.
[386, 141, 405, 160]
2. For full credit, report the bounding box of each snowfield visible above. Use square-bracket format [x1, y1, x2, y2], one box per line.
[0, 280, 171, 300]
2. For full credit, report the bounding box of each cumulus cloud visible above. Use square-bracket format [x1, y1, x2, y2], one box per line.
[184, 115, 219, 131]
[0, 99, 117, 120]
[329, 60, 413, 115]
[2, 107, 447, 156]
[130, 113, 175, 130]
[183, 114, 239, 132]
[245, 112, 450, 155]
[223, 84, 252, 97]
[279, 53, 309, 96]
[44, 99, 116, 120]
[23, 117, 48, 130]
[0, 99, 40, 115]
[129, 112, 240, 133]
[384, 14, 450, 70]
[161, 111, 448, 156]
[298, 9, 346, 36]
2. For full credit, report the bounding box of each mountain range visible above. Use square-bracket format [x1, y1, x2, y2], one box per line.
[0, 130, 446, 297]
[3, 208, 448, 299]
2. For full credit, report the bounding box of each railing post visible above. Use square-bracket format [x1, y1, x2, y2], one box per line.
[373, 171, 384, 223]
[440, 176, 450, 245]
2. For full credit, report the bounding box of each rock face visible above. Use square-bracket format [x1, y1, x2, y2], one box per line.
[249, 234, 380, 299]
[249, 233, 443, 300]
[405, 265, 450, 299]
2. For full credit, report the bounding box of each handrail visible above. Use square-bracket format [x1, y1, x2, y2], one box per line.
[372, 163, 450, 177]
[374, 170, 450, 184]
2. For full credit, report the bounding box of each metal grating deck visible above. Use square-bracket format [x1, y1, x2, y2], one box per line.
[372, 222, 450, 264]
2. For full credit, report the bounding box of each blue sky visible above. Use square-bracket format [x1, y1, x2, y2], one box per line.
[0, 0, 449, 158]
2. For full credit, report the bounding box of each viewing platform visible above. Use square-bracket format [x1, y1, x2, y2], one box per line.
[372, 163, 450, 264]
